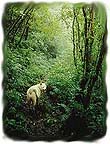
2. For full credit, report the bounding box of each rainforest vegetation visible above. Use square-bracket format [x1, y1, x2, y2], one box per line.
[3, 2, 107, 141]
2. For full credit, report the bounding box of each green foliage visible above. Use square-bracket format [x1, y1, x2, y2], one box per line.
[3, 2, 106, 140]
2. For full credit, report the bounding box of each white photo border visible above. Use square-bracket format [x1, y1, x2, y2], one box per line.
[0, 0, 110, 144]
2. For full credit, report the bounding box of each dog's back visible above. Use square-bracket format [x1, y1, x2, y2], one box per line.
[26, 82, 46, 106]
[27, 84, 41, 98]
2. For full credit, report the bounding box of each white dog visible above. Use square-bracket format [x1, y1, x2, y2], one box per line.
[26, 81, 46, 106]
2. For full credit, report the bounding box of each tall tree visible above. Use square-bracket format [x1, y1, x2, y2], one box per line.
[72, 4, 107, 108]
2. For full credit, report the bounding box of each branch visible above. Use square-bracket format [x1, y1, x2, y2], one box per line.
[72, 9, 77, 67]
[7, 4, 30, 36]
[17, 15, 30, 45]
[82, 7, 88, 74]
[7, 4, 34, 38]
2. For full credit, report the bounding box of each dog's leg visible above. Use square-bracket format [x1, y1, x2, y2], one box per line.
[31, 91, 36, 106]
[26, 94, 30, 104]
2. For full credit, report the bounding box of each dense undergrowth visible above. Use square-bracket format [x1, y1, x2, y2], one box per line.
[3, 2, 107, 141]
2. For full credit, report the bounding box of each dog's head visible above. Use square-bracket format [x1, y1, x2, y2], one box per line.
[39, 82, 47, 92]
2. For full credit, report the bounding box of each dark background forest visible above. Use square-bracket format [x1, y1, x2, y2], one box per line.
[3, 2, 107, 141]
